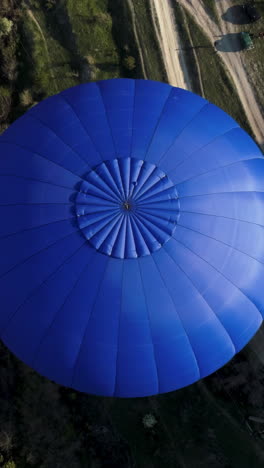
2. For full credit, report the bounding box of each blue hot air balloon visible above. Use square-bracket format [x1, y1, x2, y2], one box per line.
[0, 79, 263, 397]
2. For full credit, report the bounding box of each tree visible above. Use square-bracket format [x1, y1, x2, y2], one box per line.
[0, 18, 13, 38]
[123, 55, 136, 71]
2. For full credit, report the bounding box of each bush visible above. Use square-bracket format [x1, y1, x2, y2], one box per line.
[142, 413, 157, 429]
[20, 89, 33, 107]
[3, 461, 16, 468]
[123, 55, 136, 71]
[0, 18, 13, 38]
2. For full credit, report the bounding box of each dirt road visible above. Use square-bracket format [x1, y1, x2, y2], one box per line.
[176, 0, 264, 147]
[149, 0, 191, 89]
[27, 9, 58, 92]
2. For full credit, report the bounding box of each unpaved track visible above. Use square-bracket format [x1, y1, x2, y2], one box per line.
[27, 9, 58, 92]
[176, 0, 264, 147]
[149, 0, 191, 89]
[127, 0, 148, 79]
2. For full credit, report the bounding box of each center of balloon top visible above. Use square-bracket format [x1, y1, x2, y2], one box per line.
[75, 158, 180, 259]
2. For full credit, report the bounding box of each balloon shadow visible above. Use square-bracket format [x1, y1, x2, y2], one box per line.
[222, 5, 259, 24]
[214, 33, 246, 52]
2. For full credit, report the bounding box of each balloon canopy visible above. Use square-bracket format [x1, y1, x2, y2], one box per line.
[0, 79, 263, 397]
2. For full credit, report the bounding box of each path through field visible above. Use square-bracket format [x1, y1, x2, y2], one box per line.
[149, 0, 191, 89]
[27, 8, 58, 92]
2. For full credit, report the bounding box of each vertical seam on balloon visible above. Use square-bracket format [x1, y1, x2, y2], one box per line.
[160, 126, 238, 174]
[129, 217, 150, 257]
[162, 242, 237, 356]
[135, 179, 176, 204]
[153, 103, 210, 167]
[26, 114, 97, 169]
[96, 82, 118, 156]
[180, 209, 264, 228]
[97, 162, 125, 201]
[31, 249, 97, 368]
[132, 216, 156, 253]
[143, 87, 174, 162]
[171, 157, 260, 186]
[129, 79, 137, 158]
[0, 229, 82, 281]
[70, 257, 110, 389]
[0, 140, 88, 182]
[172, 235, 263, 324]
[87, 213, 123, 252]
[137, 258, 160, 395]
[0, 217, 76, 241]
[151, 254, 201, 380]
[116, 158, 126, 199]
[113, 260, 125, 397]
[0, 240, 87, 339]
[59, 95, 105, 163]
[80, 172, 122, 203]
[177, 222, 264, 266]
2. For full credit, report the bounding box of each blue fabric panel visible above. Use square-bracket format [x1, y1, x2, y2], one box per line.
[115, 259, 158, 396]
[159, 103, 238, 172]
[28, 95, 101, 168]
[179, 212, 264, 262]
[145, 88, 207, 164]
[2, 116, 88, 177]
[72, 258, 123, 396]
[153, 247, 235, 375]
[0, 232, 85, 332]
[166, 127, 262, 184]
[97, 79, 135, 157]
[2, 244, 94, 364]
[0, 204, 73, 237]
[0, 142, 80, 188]
[180, 191, 264, 226]
[34, 252, 107, 387]
[61, 83, 116, 160]
[0, 219, 77, 276]
[165, 238, 262, 352]
[0, 175, 72, 205]
[177, 158, 264, 197]
[174, 225, 264, 314]
[131, 79, 172, 159]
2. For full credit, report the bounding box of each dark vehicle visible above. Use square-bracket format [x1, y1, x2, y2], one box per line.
[242, 3, 261, 22]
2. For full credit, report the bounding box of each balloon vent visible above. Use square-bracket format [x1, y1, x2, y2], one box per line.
[75, 157, 180, 258]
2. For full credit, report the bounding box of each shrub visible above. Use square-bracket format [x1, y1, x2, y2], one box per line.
[3, 461, 16, 468]
[123, 55, 136, 71]
[142, 413, 157, 429]
[0, 18, 13, 38]
[20, 89, 33, 107]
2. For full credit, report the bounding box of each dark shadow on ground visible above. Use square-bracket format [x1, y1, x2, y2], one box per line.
[222, 5, 258, 24]
[214, 33, 246, 52]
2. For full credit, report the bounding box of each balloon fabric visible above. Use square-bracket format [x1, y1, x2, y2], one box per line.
[0, 79, 263, 397]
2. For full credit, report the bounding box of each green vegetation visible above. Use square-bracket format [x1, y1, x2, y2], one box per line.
[202, 0, 219, 25]
[123, 55, 136, 71]
[66, 0, 120, 80]
[0, 18, 13, 37]
[127, 0, 166, 81]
